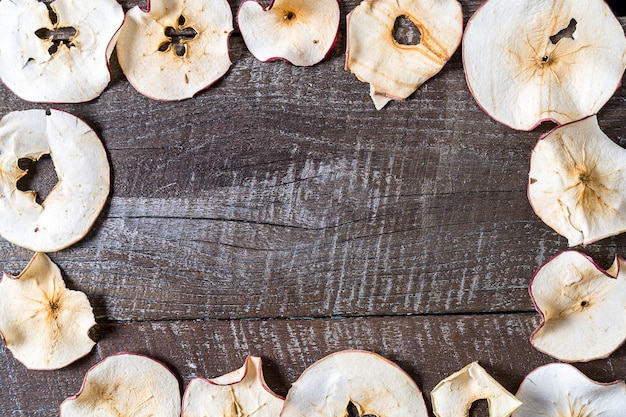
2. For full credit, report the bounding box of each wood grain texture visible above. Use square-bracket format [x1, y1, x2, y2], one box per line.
[0, 0, 624, 414]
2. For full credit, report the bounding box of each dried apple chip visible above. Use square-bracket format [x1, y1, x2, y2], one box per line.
[0, 0, 124, 103]
[528, 116, 626, 246]
[529, 251, 626, 362]
[512, 363, 626, 417]
[431, 362, 522, 417]
[0, 109, 110, 252]
[0, 252, 95, 370]
[238, 0, 340, 66]
[60, 352, 181, 417]
[346, 0, 463, 109]
[463, 0, 626, 130]
[281, 350, 429, 417]
[117, 0, 233, 101]
[183, 356, 284, 417]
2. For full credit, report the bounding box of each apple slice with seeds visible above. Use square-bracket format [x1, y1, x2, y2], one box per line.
[0, 252, 95, 370]
[431, 362, 522, 417]
[60, 352, 181, 417]
[116, 0, 233, 101]
[0, 109, 110, 252]
[528, 116, 626, 246]
[280, 350, 428, 417]
[463, 0, 626, 130]
[512, 363, 626, 417]
[183, 356, 284, 417]
[345, 0, 463, 109]
[529, 251, 626, 362]
[238, 0, 340, 66]
[0, 0, 123, 103]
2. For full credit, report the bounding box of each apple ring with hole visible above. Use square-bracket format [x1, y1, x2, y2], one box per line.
[0, 109, 109, 252]
[346, 0, 463, 109]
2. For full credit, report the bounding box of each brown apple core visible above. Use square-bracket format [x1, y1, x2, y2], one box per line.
[35, 1, 77, 55]
[392, 15, 421, 45]
[159, 15, 198, 57]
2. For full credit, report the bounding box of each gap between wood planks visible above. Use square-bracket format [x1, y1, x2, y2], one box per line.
[97, 309, 537, 324]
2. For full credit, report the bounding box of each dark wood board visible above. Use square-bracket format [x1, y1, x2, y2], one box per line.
[0, 0, 624, 414]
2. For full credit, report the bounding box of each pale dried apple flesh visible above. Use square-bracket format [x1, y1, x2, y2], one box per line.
[529, 251, 626, 362]
[463, 0, 626, 130]
[183, 356, 284, 417]
[0, 252, 96, 370]
[528, 116, 626, 246]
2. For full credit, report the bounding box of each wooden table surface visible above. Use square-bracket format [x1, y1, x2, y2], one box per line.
[1, 1, 625, 415]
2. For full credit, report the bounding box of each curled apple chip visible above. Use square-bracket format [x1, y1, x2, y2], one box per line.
[117, 0, 233, 101]
[0, 109, 110, 252]
[281, 350, 428, 417]
[238, 0, 340, 66]
[529, 251, 626, 362]
[183, 356, 284, 417]
[463, 0, 626, 130]
[0, 0, 123, 103]
[431, 362, 522, 417]
[346, 0, 463, 109]
[512, 363, 626, 417]
[60, 352, 181, 417]
[0, 252, 95, 370]
[528, 116, 626, 246]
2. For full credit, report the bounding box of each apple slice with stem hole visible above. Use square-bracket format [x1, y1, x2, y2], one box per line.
[463, 0, 626, 130]
[346, 0, 463, 109]
[60, 352, 181, 417]
[0, 0, 124, 103]
[238, 0, 340, 66]
[183, 356, 284, 417]
[0, 252, 96, 370]
[528, 115, 626, 246]
[280, 350, 428, 417]
[116, 0, 234, 100]
[529, 250, 626, 362]
[512, 363, 626, 417]
[431, 362, 522, 417]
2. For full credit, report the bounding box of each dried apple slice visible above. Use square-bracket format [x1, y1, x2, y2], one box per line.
[237, 0, 340, 66]
[0, 109, 110, 252]
[529, 251, 626, 362]
[281, 350, 428, 417]
[528, 116, 626, 246]
[0, 0, 123, 103]
[431, 362, 522, 417]
[512, 363, 626, 417]
[463, 0, 626, 130]
[60, 352, 181, 416]
[0, 252, 95, 370]
[117, 0, 233, 101]
[183, 356, 284, 417]
[346, 0, 463, 109]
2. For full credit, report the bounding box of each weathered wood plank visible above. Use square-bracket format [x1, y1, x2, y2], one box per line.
[0, 6, 623, 322]
[2, 314, 624, 416]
